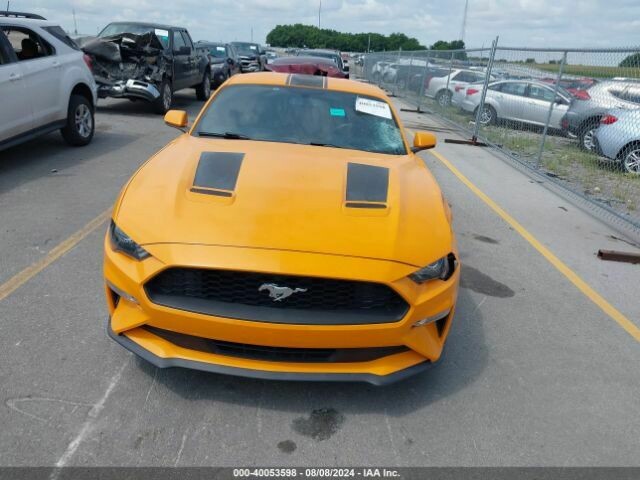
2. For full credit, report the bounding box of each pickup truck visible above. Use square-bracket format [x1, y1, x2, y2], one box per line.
[80, 21, 211, 113]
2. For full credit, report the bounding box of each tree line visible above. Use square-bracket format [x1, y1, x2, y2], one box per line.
[266, 24, 466, 53]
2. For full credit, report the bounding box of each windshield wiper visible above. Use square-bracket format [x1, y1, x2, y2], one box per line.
[198, 131, 251, 140]
[308, 142, 346, 149]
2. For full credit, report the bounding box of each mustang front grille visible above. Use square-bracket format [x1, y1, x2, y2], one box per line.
[144, 268, 409, 325]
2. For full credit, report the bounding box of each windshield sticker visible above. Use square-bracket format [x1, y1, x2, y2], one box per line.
[216, 46, 225, 52]
[154, 29, 169, 39]
[355, 97, 392, 119]
[250, 45, 257, 50]
[330, 108, 346, 117]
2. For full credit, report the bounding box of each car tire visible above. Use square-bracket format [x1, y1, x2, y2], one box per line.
[475, 105, 497, 126]
[60, 94, 94, 146]
[578, 119, 599, 152]
[436, 90, 452, 107]
[196, 71, 211, 101]
[154, 79, 173, 115]
[619, 144, 640, 175]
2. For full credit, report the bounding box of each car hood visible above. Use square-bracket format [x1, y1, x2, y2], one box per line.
[114, 136, 452, 267]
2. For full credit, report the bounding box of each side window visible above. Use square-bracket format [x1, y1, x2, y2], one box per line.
[452, 72, 467, 82]
[181, 31, 194, 50]
[488, 83, 503, 92]
[474, 72, 486, 82]
[501, 82, 527, 97]
[2, 26, 54, 61]
[528, 85, 555, 102]
[42, 26, 79, 50]
[172, 30, 187, 52]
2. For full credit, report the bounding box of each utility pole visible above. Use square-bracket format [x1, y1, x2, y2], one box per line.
[251, 27, 253, 42]
[6, 1, 10, 11]
[72, 8, 78, 35]
[318, 0, 321, 29]
[459, 0, 469, 42]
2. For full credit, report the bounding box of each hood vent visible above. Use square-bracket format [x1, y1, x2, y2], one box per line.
[345, 162, 389, 209]
[287, 74, 327, 89]
[191, 152, 244, 197]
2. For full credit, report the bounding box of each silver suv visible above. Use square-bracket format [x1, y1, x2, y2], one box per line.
[561, 80, 640, 151]
[0, 12, 97, 151]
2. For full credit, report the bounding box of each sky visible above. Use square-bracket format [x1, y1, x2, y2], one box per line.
[9, 0, 640, 50]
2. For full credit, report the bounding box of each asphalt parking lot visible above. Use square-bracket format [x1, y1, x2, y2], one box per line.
[1, 90, 640, 467]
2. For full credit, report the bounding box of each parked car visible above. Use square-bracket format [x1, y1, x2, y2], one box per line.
[425, 69, 491, 107]
[231, 41, 266, 72]
[197, 41, 240, 88]
[105, 72, 459, 385]
[0, 11, 97, 151]
[265, 50, 277, 63]
[594, 109, 640, 174]
[459, 80, 572, 129]
[561, 80, 640, 151]
[82, 22, 211, 113]
[265, 56, 348, 78]
[298, 48, 348, 76]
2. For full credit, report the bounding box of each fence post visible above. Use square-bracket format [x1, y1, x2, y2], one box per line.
[390, 47, 402, 97]
[443, 50, 455, 107]
[535, 51, 567, 168]
[472, 36, 499, 142]
[416, 50, 431, 112]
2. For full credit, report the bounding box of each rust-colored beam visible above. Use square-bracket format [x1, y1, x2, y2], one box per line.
[597, 249, 640, 264]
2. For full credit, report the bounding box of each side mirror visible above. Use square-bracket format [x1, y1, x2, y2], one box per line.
[555, 97, 566, 105]
[164, 110, 188, 131]
[411, 131, 437, 153]
[227, 57, 234, 64]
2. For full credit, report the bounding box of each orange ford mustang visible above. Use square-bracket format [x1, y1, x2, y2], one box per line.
[105, 72, 459, 385]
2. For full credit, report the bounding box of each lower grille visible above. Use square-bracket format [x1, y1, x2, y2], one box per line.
[144, 268, 409, 325]
[144, 326, 408, 363]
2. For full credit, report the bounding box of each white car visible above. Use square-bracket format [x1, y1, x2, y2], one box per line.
[425, 69, 491, 107]
[459, 80, 572, 129]
[0, 12, 97, 151]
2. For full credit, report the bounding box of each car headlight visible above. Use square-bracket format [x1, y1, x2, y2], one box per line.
[109, 220, 150, 260]
[409, 253, 456, 284]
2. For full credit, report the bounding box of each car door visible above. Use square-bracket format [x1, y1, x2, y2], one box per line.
[527, 83, 567, 127]
[2, 25, 61, 128]
[171, 30, 190, 90]
[181, 31, 199, 85]
[496, 82, 528, 122]
[0, 28, 33, 142]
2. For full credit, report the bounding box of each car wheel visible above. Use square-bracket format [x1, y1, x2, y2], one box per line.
[621, 145, 640, 175]
[196, 71, 211, 101]
[475, 105, 496, 126]
[153, 79, 173, 115]
[436, 90, 452, 107]
[578, 120, 599, 152]
[60, 94, 94, 146]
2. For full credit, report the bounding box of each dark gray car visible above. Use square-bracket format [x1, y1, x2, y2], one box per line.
[561, 80, 640, 151]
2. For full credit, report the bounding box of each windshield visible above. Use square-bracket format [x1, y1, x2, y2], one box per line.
[303, 51, 343, 69]
[194, 85, 406, 155]
[233, 42, 259, 55]
[99, 23, 170, 49]
[208, 45, 227, 58]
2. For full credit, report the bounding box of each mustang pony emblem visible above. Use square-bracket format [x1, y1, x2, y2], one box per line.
[258, 283, 307, 302]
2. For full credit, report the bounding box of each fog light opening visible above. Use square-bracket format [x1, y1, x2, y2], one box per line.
[412, 309, 451, 328]
[107, 282, 139, 305]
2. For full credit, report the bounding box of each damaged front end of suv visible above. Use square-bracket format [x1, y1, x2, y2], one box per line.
[80, 31, 169, 103]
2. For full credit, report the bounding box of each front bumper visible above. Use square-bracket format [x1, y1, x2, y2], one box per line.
[104, 240, 459, 384]
[97, 78, 160, 102]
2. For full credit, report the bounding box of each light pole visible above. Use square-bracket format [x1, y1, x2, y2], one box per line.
[318, 0, 321, 28]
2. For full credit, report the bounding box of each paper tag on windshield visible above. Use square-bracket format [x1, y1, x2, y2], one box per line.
[355, 97, 392, 119]
[216, 46, 225, 52]
[250, 45, 257, 50]
[154, 29, 169, 38]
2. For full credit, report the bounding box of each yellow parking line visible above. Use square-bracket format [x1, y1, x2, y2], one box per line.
[0, 209, 111, 302]
[429, 149, 640, 343]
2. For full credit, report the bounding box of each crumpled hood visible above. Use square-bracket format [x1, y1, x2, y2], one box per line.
[115, 135, 453, 267]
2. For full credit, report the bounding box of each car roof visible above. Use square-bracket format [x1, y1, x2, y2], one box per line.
[103, 21, 180, 31]
[198, 41, 226, 47]
[304, 49, 340, 55]
[224, 72, 388, 98]
[0, 16, 60, 28]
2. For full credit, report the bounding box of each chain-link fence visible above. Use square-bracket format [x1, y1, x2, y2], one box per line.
[351, 44, 640, 233]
